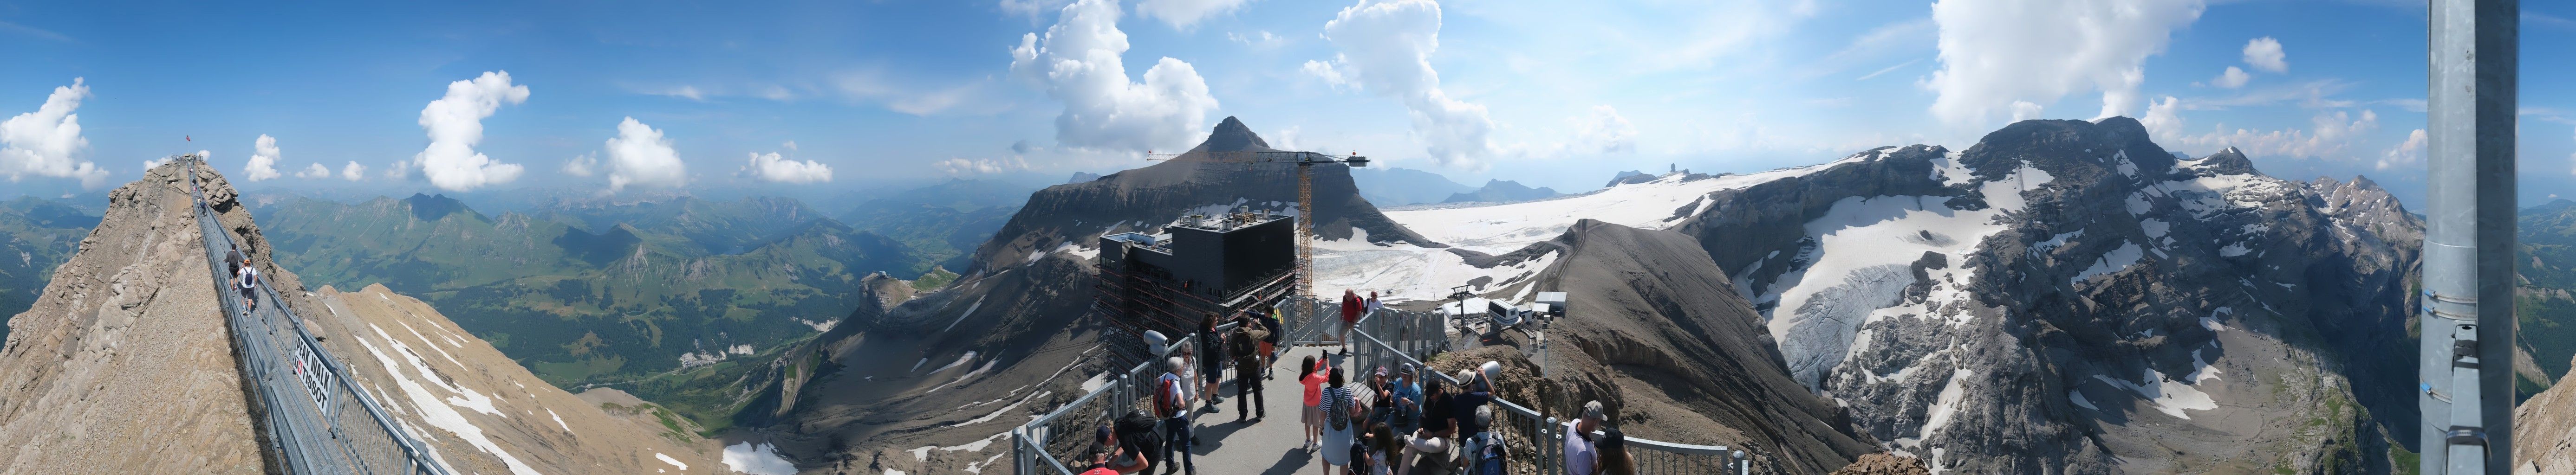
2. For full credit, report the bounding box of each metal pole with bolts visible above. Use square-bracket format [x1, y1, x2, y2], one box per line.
[2421, 0, 2516, 473]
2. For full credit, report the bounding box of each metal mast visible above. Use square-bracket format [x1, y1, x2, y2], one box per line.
[2421, 0, 2516, 473]
[1298, 160, 1316, 314]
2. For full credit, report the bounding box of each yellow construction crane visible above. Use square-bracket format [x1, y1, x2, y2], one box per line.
[1145, 149, 1369, 320]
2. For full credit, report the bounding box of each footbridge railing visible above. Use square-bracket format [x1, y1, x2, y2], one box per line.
[182, 156, 455, 475]
[1013, 296, 1756, 474]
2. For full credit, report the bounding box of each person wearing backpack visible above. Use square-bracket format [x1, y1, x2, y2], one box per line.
[1118, 410, 1165, 474]
[230, 249, 261, 315]
[1156, 357, 1196, 475]
[1231, 318, 1268, 422]
[1562, 401, 1605, 475]
[1465, 406, 1505, 475]
[1319, 367, 1355, 474]
[1090, 424, 1150, 475]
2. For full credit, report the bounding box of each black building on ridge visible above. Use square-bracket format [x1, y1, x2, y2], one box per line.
[1093, 210, 1300, 367]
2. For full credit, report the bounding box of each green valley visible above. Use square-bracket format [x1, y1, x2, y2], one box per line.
[0, 197, 95, 341]
[251, 193, 930, 423]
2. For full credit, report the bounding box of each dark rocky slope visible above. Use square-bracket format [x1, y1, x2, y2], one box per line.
[1665, 117, 2418, 474]
[749, 117, 1434, 474]
[971, 116, 1441, 272]
[1530, 219, 1877, 474]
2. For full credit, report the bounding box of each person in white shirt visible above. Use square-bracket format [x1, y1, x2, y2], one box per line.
[1158, 357, 1196, 475]
[232, 255, 261, 315]
[1562, 401, 1604, 475]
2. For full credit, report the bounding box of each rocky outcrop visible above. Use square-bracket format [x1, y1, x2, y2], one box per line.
[754, 251, 1108, 474]
[1671, 118, 2416, 473]
[1529, 219, 1876, 475]
[1829, 453, 1931, 475]
[970, 116, 1441, 271]
[2518, 355, 2576, 475]
[304, 284, 726, 475]
[0, 161, 269, 475]
[0, 161, 730, 475]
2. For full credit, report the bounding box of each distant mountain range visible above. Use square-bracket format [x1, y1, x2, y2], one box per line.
[1353, 167, 1477, 205]
[1443, 179, 1562, 203]
[243, 193, 932, 430]
[2517, 199, 2576, 399]
[832, 178, 1043, 271]
[0, 198, 96, 341]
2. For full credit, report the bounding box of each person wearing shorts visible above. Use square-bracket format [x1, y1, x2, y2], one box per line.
[1301, 355, 1328, 451]
[1259, 307, 1281, 379]
[232, 253, 261, 315]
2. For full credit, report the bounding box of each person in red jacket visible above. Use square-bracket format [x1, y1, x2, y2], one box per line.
[1339, 289, 1363, 351]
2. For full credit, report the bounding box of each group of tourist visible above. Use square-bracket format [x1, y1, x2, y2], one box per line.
[1300, 359, 1505, 475]
[1079, 291, 1636, 475]
[1086, 308, 1287, 475]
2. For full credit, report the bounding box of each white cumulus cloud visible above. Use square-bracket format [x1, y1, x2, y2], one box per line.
[2167, 109, 2379, 160]
[1008, 0, 1220, 153]
[340, 161, 367, 181]
[2010, 101, 2045, 122]
[2242, 37, 2287, 73]
[1575, 105, 1636, 154]
[245, 134, 283, 181]
[1, 78, 108, 189]
[562, 153, 597, 177]
[2141, 96, 2185, 141]
[294, 163, 331, 179]
[2379, 128, 2426, 171]
[1311, 0, 1496, 167]
[1137, 0, 1251, 30]
[413, 71, 530, 192]
[743, 142, 832, 184]
[1925, 0, 2204, 128]
[603, 117, 687, 193]
[2211, 66, 2250, 89]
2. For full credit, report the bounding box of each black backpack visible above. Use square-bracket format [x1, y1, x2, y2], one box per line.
[1116, 411, 1162, 461]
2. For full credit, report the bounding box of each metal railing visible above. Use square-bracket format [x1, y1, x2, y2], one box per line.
[1342, 307, 1752, 475]
[1015, 296, 1757, 474]
[183, 156, 455, 475]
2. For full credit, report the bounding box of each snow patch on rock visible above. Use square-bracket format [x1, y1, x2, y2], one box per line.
[2071, 242, 2144, 286]
[724, 442, 798, 475]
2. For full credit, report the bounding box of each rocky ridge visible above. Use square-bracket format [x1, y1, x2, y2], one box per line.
[1658, 117, 2417, 473]
[0, 161, 731, 475]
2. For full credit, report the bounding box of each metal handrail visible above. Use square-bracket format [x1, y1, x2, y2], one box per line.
[1341, 298, 1754, 475]
[181, 155, 455, 475]
[1017, 296, 1757, 474]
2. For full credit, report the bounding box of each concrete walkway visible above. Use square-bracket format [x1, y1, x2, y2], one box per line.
[1168, 345, 1347, 475]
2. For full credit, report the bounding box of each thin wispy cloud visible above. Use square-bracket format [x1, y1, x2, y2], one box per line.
[0, 20, 72, 43]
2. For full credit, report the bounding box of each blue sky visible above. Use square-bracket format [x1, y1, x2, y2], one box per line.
[1, 0, 2571, 208]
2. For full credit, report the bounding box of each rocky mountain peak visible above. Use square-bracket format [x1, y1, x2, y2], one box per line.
[2193, 146, 2262, 176]
[403, 193, 469, 221]
[1186, 116, 1276, 153]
